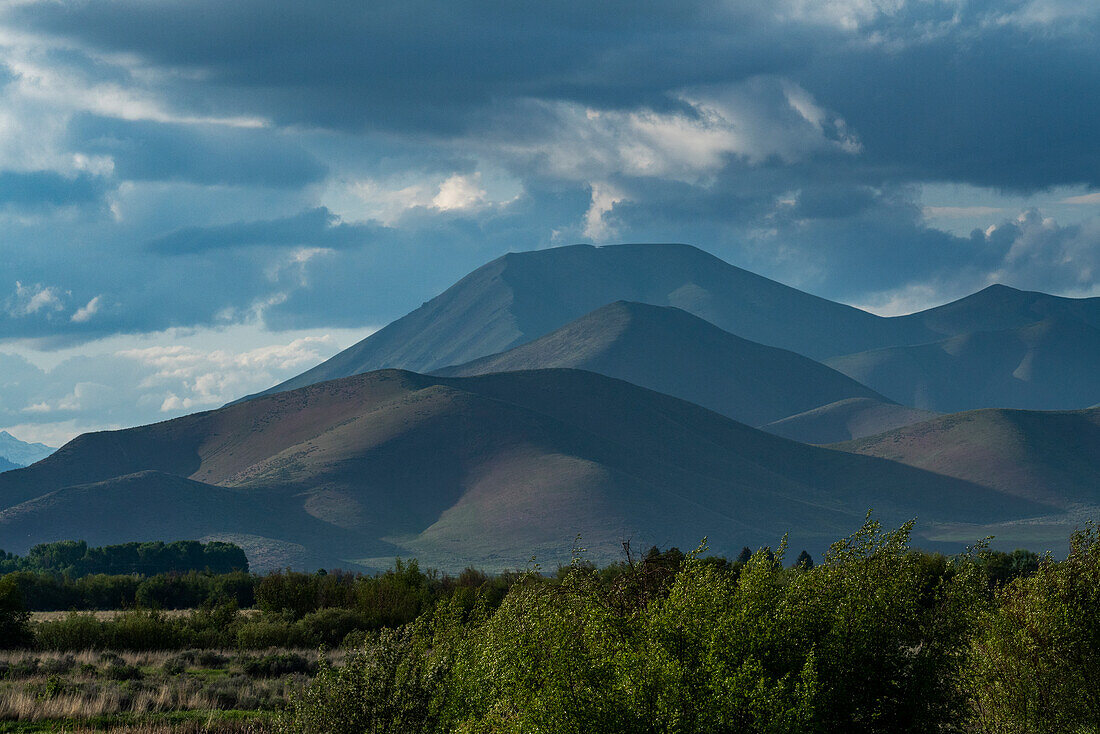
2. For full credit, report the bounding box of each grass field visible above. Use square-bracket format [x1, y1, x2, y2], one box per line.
[28, 610, 262, 623]
[0, 648, 345, 732]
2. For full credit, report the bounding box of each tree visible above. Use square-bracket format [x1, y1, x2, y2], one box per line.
[0, 576, 32, 648]
[793, 550, 814, 569]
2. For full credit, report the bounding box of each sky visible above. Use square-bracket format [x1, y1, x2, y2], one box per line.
[0, 0, 1098, 446]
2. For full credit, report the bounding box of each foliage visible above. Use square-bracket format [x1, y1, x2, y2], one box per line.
[969, 524, 1100, 733]
[0, 575, 33, 648]
[283, 519, 986, 734]
[0, 540, 248, 577]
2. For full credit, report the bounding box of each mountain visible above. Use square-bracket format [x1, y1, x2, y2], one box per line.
[891, 283, 1100, 337]
[0, 456, 18, 473]
[0, 368, 1053, 570]
[831, 407, 1100, 549]
[0, 431, 56, 467]
[833, 407, 1100, 509]
[825, 318, 1100, 412]
[435, 301, 889, 429]
[762, 398, 939, 444]
[243, 244, 919, 399]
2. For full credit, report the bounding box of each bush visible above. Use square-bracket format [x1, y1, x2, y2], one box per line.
[278, 628, 437, 734]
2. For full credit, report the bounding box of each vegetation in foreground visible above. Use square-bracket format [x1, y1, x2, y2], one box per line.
[2, 518, 1099, 732]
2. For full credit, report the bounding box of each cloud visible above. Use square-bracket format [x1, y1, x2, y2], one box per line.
[432, 174, 487, 212]
[1062, 192, 1100, 205]
[923, 206, 1007, 218]
[147, 207, 378, 255]
[70, 114, 326, 188]
[0, 0, 1094, 355]
[71, 296, 102, 323]
[7, 282, 66, 317]
[0, 170, 105, 208]
[0, 325, 372, 445]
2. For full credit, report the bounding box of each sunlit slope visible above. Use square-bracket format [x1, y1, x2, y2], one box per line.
[832, 406, 1100, 509]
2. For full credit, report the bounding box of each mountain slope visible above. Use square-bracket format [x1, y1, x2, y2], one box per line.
[436, 301, 889, 428]
[0, 456, 18, 473]
[832, 407, 1100, 510]
[893, 283, 1100, 337]
[825, 318, 1100, 412]
[0, 369, 1054, 569]
[0, 431, 56, 467]
[762, 398, 939, 444]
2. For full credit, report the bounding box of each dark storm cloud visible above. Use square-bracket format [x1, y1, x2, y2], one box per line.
[0, 0, 1096, 348]
[799, 27, 1100, 191]
[69, 115, 327, 188]
[148, 207, 380, 254]
[10, 0, 814, 132]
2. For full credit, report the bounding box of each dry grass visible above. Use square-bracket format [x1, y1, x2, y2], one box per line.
[0, 648, 343, 669]
[0, 647, 346, 726]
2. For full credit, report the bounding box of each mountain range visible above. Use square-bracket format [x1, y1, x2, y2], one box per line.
[0, 431, 56, 468]
[435, 300, 898, 431]
[0, 368, 1054, 571]
[245, 245, 1100, 411]
[5, 243, 1099, 570]
[832, 407, 1100, 549]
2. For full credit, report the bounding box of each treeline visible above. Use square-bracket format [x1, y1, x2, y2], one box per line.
[0, 539, 248, 577]
[272, 521, 1097, 734]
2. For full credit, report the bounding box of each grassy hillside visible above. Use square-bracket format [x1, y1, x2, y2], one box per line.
[832, 407, 1100, 509]
[437, 301, 888, 428]
[762, 398, 938, 444]
[0, 369, 1054, 570]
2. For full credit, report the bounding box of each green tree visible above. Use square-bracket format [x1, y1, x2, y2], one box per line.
[0, 576, 32, 648]
[969, 524, 1100, 733]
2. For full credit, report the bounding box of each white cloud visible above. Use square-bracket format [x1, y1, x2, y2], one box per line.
[7, 281, 65, 317]
[0, 324, 375, 445]
[502, 77, 861, 185]
[118, 335, 346, 409]
[431, 173, 487, 211]
[1061, 192, 1100, 205]
[71, 295, 101, 323]
[923, 205, 1006, 218]
[583, 183, 625, 242]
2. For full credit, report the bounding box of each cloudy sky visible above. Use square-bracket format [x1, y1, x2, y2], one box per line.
[0, 0, 1098, 446]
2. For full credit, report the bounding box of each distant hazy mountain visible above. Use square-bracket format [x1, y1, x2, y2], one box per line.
[0, 431, 56, 467]
[762, 398, 939, 444]
[436, 301, 888, 428]
[0, 369, 1049, 570]
[244, 245, 1100, 407]
[0, 456, 18, 473]
[890, 283, 1100, 337]
[825, 318, 1100, 413]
